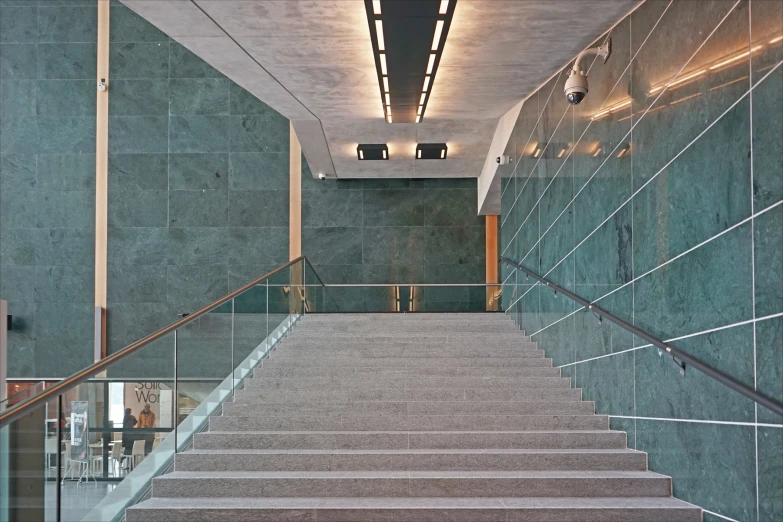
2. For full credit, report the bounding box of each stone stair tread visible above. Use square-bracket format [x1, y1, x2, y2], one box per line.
[157, 470, 668, 479]
[182, 448, 645, 455]
[129, 496, 699, 509]
[203, 430, 622, 435]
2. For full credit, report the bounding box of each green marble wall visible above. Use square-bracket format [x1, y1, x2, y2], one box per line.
[105, 3, 289, 377]
[302, 161, 485, 312]
[500, 1, 782, 520]
[0, 0, 97, 377]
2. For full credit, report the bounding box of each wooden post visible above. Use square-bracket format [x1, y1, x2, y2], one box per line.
[94, 0, 109, 360]
[485, 215, 499, 311]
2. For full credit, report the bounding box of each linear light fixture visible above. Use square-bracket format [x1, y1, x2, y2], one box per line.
[375, 20, 385, 50]
[770, 35, 783, 44]
[431, 20, 444, 51]
[416, 143, 447, 159]
[709, 45, 762, 70]
[357, 143, 389, 160]
[426, 54, 436, 74]
[365, 0, 456, 123]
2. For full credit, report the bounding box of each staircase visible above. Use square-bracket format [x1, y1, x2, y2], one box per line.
[127, 313, 702, 521]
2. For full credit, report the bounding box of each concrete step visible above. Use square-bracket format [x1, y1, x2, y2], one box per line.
[292, 322, 523, 333]
[233, 386, 583, 403]
[285, 331, 533, 342]
[127, 496, 702, 522]
[263, 356, 552, 368]
[193, 431, 628, 450]
[258, 365, 561, 378]
[210, 414, 609, 432]
[243, 375, 571, 390]
[222, 401, 595, 417]
[270, 346, 545, 358]
[150, 470, 673, 499]
[176, 448, 648, 472]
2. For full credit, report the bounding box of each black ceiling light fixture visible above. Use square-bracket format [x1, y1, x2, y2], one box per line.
[364, 0, 456, 123]
[416, 143, 448, 160]
[357, 144, 389, 160]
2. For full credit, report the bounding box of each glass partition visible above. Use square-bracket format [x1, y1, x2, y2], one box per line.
[0, 257, 331, 522]
[313, 284, 502, 313]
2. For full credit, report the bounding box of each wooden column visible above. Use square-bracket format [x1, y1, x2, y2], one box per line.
[289, 123, 302, 260]
[485, 215, 499, 311]
[94, 0, 109, 361]
[289, 124, 303, 313]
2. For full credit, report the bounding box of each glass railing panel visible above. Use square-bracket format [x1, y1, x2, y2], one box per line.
[0, 395, 58, 521]
[318, 284, 501, 313]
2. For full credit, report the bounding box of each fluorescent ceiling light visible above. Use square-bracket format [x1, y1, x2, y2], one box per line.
[422, 76, 430, 92]
[383, 77, 389, 92]
[359, 150, 364, 159]
[417, 105, 423, 115]
[431, 20, 444, 51]
[372, 0, 381, 15]
[419, 92, 426, 105]
[380, 54, 387, 75]
[375, 20, 385, 51]
[426, 54, 436, 74]
[382, 149, 387, 159]
[385, 93, 390, 105]
[387, 115, 392, 123]
[440, 149, 445, 159]
[417, 149, 422, 158]
[415, 115, 420, 123]
[439, 0, 449, 14]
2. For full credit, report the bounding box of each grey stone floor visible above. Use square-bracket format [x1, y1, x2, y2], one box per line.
[45, 482, 118, 522]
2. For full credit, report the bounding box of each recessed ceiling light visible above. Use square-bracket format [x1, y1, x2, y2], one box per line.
[422, 76, 430, 92]
[357, 143, 389, 160]
[419, 92, 426, 105]
[385, 93, 391, 105]
[427, 54, 436, 74]
[416, 143, 448, 160]
[417, 105, 423, 115]
[380, 54, 387, 75]
[372, 0, 381, 15]
[431, 20, 444, 51]
[383, 77, 389, 92]
[387, 115, 392, 123]
[439, 0, 449, 14]
[375, 20, 385, 51]
[415, 115, 421, 123]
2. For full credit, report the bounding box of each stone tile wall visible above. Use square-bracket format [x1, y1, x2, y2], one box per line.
[499, 1, 782, 519]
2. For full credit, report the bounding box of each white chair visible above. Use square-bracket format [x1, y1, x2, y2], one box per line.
[45, 438, 58, 471]
[109, 442, 123, 476]
[131, 440, 145, 470]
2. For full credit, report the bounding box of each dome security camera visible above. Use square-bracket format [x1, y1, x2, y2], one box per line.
[564, 37, 612, 105]
[496, 155, 510, 166]
[318, 173, 327, 180]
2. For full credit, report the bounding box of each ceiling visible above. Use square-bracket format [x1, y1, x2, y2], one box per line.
[121, 0, 639, 179]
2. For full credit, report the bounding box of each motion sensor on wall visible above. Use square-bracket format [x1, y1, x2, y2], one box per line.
[564, 37, 612, 105]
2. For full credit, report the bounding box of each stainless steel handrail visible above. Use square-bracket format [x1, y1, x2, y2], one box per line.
[0, 256, 321, 427]
[501, 257, 783, 417]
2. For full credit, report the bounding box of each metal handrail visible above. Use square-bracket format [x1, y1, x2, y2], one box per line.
[0, 256, 322, 428]
[500, 257, 783, 417]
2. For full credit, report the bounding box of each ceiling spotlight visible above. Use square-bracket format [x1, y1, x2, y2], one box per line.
[357, 144, 389, 160]
[416, 143, 447, 160]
